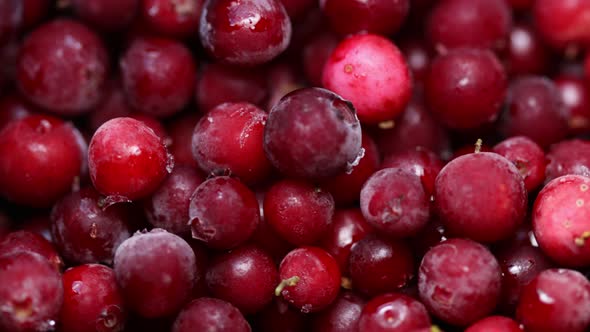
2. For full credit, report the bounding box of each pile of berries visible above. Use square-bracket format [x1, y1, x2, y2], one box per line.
[2, 0, 590, 331]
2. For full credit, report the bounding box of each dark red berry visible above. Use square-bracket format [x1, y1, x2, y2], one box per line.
[141, 0, 203, 38]
[166, 112, 201, 168]
[72, 0, 139, 32]
[172, 298, 251, 332]
[465, 316, 523, 332]
[554, 75, 590, 134]
[60, 264, 126, 332]
[534, 0, 590, 50]
[320, 0, 409, 36]
[506, 23, 550, 76]
[311, 291, 365, 332]
[0, 230, 63, 271]
[358, 293, 431, 332]
[545, 139, 590, 183]
[493, 136, 546, 192]
[114, 229, 196, 318]
[189, 176, 260, 249]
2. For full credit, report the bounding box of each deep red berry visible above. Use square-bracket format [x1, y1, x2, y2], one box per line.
[534, 0, 590, 50]
[533, 175, 590, 267]
[22, 0, 50, 29]
[545, 139, 590, 184]
[264, 179, 334, 246]
[554, 75, 590, 134]
[493, 136, 546, 192]
[141, 0, 203, 38]
[264, 88, 362, 179]
[120, 37, 196, 118]
[322, 34, 412, 124]
[320, 0, 409, 36]
[199, 0, 292, 66]
[114, 229, 196, 318]
[427, 0, 511, 53]
[318, 209, 373, 273]
[517, 269, 590, 332]
[435, 152, 527, 243]
[16, 19, 109, 115]
[358, 293, 431, 332]
[276, 247, 341, 313]
[144, 166, 204, 235]
[465, 316, 523, 332]
[166, 113, 201, 168]
[195, 63, 267, 113]
[60, 264, 126, 332]
[253, 298, 309, 332]
[399, 37, 433, 83]
[172, 298, 251, 332]
[0, 251, 63, 332]
[0, 93, 39, 130]
[425, 48, 507, 130]
[0, 114, 84, 207]
[302, 31, 339, 87]
[206, 245, 278, 314]
[418, 238, 502, 326]
[349, 234, 414, 296]
[72, 0, 139, 32]
[88, 117, 170, 201]
[506, 23, 550, 76]
[500, 76, 568, 148]
[192, 102, 272, 185]
[0, 0, 21, 47]
[360, 168, 430, 238]
[0, 230, 63, 271]
[189, 176, 260, 249]
[311, 291, 365, 332]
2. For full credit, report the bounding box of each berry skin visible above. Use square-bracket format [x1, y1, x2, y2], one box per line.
[435, 152, 527, 243]
[172, 298, 251, 332]
[358, 293, 431, 332]
[533, 175, 590, 267]
[88, 117, 170, 202]
[322, 33, 412, 124]
[199, 0, 292, 66]
[16, 19, 109, 115]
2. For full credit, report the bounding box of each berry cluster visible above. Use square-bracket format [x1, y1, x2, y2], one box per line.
[2, 0, 590, 331]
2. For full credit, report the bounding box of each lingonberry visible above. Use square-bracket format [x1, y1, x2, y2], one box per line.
[425, 48, 507, 130]
[516, 269, 590, 332]
[264, 179, 334, 245]
[16, 19, 109, 115]
[114, 229, 196, 318]
[120, 37, 196, 118]
[172, 298, 251, 332]
[435, 152, 527, 243]
[493, 136, 546, 192]
[348, 234, 414, 296]
[311, 291, 365, 332]
[276, 247, 341, 313]
[51, 187, 131, 265]
[545, 139, 590, 183]
[322, 33, 412, 124]
[0, 114, 84, 207]
[144, 166, 204, 235]
[264, 87, 362, 179]
[189, 176, 260, 249]
[206, 245, 278, 314]
[191, 102, 272, 185]
[199, 0, 292, 66]
[60, 264, 126, 332]
[0, 251, 63, 332]
[88, 117, 170, 202]
[418, 238, 502, 326]
[358, 293, 431, 332]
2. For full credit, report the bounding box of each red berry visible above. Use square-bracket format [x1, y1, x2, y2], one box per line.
[71, 0, 139, 32]
[359, 293, 431, 332]
[493, 136, 546, 192]
[172, 298, 251, 332]
[320, 0, 409, 36]
[465, 316, 523, 332]
[141, 0, 203, 38]
[0, 230, 63, 271]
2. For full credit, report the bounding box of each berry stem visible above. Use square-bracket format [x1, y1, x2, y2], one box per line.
[274, 276, 300, 296]
[574, 231, 590, 247]
[474, 139, 483, 153]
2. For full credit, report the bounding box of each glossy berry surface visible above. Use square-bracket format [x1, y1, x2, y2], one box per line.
[264, 179, 334, 246]
[506, 23, 549, 76]
[16, 19, 109, 115]
[517, 269, 590, 332]
[533, 0, 590, 49]
[51, 187, 131, 265]
[114, 229, 196, 318]
[545, 139, 590, 183]
[172, 298, 251, 332]
[60, 264, 126, 332]
[348, 234, 414, 296]
[141, 0, 203, 38]
[144, 166, 204, 235]
[322, 33, 412, 124]
[554, 75, 590, 134]
[358, 292, 431, 332]
[493, 136, 546, 192]
[320, 0, 409, 36]
[418, 238, 502, 326]
[381, 148, 444, 197]
[192, 102, 271, 184]
[263, 87, 362, 179]
[199, 0, 292, 66]
[189, 176, 260, 249]
[0, 114, 84, 207]
[88, 117, 170, 201]
[0, 230, 63, 271]
[465, 316, 523, 332]
[533, 175, 590, 267]
[435, 152, 527, 243]
[277, 247, 341, 313]
[0, 251, 63, 332]
[425, 48, 507, 130]
[360, 168, 430, 238]
[311, 291, 364, 332]
[120, 37, 196, 118]
[206, 245, 278, 314]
